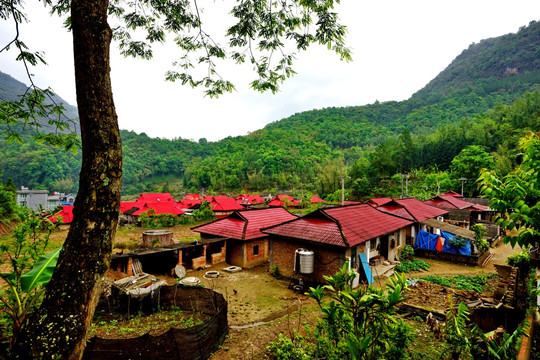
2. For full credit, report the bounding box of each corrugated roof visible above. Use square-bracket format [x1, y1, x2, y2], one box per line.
[210, 196, 244, 211]
[136, 193, 175, 203]
[192, 207, 297, 240]
[133, 202, 184, 216]
[425, 195, 488, 211]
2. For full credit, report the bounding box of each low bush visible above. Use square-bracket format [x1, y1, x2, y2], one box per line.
[420, 274, 498, 292]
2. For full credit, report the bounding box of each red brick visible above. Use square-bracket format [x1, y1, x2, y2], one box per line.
[192, 256, 206, 270]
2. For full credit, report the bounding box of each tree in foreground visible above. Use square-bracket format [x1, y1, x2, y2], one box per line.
[2, 0, 350, 358]
[478, 131, 540, 250]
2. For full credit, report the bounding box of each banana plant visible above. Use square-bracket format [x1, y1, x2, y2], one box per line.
[0, 247, 61, 337]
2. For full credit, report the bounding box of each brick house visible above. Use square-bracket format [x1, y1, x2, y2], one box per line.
[371, 197, 449, 245]
[192, 207, 298, 268]
[206, 196, 244, 218]
[262, 204, 413, 284]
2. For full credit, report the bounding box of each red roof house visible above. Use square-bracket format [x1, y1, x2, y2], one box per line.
[184, 194, 201, 201]
[310, 195, 326, 204]
[268, 194, 301, 207]
[120, 201, 145, 214]
[49, 205, 74, 224]
[192, 208, 298, 268]
[372, 198, 449, 245]
[132, 202, 185, 216]
[262, 204, 414, 284]
[206, 196, 244, 218]
[136, 193, 176, 203]
[236, 194, 265, 206]
[375, 198, 448, 222]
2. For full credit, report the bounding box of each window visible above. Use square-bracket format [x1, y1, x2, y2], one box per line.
[370, 240, 376, 250]
[253, 245, 259, 256]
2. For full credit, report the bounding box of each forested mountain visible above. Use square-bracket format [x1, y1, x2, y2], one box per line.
[1, 20, 540, 199]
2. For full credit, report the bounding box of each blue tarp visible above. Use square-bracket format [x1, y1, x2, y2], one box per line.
[415, 230, 439, 251]
[441, 231, 471, 255]
[359, 253, 374, 284]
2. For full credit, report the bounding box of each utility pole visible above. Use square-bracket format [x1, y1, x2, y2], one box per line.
[340, 176, 350, 205]
[459, 177, 468, 196]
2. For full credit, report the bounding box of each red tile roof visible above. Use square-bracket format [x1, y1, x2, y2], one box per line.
[310, 195, 326, 204]
[192, 207, 297, 241]
[268, 194, 301, 207]
[49, 205, 74, 224]
[264, 204, 413, 248]
[440, 190, 463, 197]
[368, 197, 393, 206]
[133, 202, 184, 216]
[376, 198, 448, 222]
[236, 194, 265, 205]
[209, 196, 244, 212]
[136, 193, 175, 203]
[264, 217, 345, 246]
[324, 204, 412, 247]
[184, 194, 201, 200]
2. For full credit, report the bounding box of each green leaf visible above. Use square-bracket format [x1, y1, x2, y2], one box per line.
[20, 247, 61, 293]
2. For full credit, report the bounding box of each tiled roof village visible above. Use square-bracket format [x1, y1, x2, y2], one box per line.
[105, 190, 497, 285]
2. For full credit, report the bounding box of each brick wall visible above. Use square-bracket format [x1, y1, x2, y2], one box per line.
[227, 238, 269, 268]
[270, 237, 345, 284]
[244, 238, 269, 268]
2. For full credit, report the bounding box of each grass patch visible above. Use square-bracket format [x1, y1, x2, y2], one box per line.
[419, 274, 498, 293]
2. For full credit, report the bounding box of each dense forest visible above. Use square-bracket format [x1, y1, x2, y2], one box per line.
[1, 20, 540, 201]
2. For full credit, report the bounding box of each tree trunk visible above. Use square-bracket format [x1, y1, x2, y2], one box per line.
[12, 0, 122, 358]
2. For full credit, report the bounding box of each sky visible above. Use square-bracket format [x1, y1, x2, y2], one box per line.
[1, 1, 540, 142]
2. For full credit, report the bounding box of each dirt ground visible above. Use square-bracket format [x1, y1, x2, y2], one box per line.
[207, 242, 524, 359]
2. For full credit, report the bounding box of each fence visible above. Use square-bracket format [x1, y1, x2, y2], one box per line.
[83, 286, 228, 360]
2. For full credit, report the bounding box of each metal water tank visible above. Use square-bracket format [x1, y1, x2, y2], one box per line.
[296, 249, 314, 274]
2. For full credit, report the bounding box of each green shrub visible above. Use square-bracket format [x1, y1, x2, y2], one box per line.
[398, 245, 415, 261]
[395, 259, 430, 273]
[507, 250, 531, 281]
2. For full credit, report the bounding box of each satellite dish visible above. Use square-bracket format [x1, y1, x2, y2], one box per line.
[174, 265, 186, 279]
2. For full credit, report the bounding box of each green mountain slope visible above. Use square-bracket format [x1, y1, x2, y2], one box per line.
[1, 20, 540, 196]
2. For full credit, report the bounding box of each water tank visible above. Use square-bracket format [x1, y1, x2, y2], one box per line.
[295, 249, 314, 274]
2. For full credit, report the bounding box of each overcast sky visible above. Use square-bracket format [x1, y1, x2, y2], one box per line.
[1, 1, 540, 142]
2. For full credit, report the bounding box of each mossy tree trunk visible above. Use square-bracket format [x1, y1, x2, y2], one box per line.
[12, 0, 122, 358]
